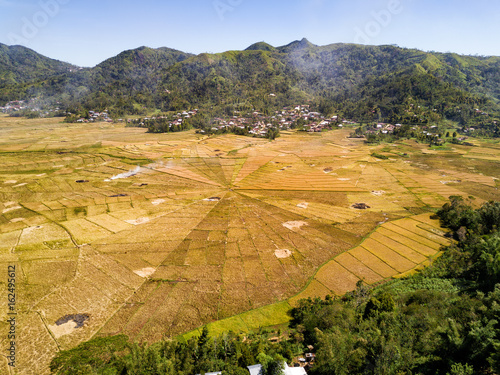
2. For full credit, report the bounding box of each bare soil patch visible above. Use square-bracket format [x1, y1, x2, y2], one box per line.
[282, 221, 308, 230]
[133, 267, 156, 278]
[125, 217, 150, 225]
[151, 199, 165, 205]
[275, 249, 292, 258]
[49, 314, 90, 338]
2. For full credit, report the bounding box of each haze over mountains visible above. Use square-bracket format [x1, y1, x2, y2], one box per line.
[1, 39, 500, 125]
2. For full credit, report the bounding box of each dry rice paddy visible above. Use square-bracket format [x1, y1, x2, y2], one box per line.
[0, 116, 499, 374]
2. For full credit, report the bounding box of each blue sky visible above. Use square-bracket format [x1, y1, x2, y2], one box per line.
[0, 0, 498, 67]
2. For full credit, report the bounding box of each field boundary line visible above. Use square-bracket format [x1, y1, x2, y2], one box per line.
[369, 235, 424, 265]
[178, 212, 449, 339]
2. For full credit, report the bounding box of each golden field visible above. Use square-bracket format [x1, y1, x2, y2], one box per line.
[1, 115, 499, 374]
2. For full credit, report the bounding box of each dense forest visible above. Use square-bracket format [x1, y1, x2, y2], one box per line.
[49, 197, 500, 374]
[1, 41, 500, 133]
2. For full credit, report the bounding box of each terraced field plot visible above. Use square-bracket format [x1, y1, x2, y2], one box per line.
[1, 116, 499, 374]
[294, 213, 449, 300]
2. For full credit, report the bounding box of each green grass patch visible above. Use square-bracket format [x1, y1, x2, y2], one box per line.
[73, 207, 88, 216]
[180, 301, 291, 341]
[371, 152, 389, 160]
[240, 302, 291, 328]
[430, 144, 453, 151]
[377, 276, 459, 295]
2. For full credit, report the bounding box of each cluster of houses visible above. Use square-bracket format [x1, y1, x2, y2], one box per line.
[127, 109, 198, 127]
[0, 100, 28, 113]
[196, 350, 316, 375]
[365, 122, 402, 135]
[198, 357, 315, 375]
[206, 105, 344, 135]
[1, 98, 62, 116]
[247, 362, 308, 375]
[76, 111, 113, 123]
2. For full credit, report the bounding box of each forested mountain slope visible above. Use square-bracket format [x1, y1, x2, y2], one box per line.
[1, 40, 499, 125]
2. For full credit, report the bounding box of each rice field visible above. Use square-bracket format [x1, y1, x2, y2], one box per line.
[307, 213, 450, 298]
[0, 116, 499, 374]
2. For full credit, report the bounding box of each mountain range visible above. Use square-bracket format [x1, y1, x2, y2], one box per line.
[1, 39, 499, 126]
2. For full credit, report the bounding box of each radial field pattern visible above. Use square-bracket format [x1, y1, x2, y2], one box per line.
[1, 118, 499, 373]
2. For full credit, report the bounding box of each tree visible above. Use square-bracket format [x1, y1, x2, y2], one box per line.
[476, 235, 500, 290]
[447, 363, 474, 375]
[436, 196, 479, 233]
[363, 292, 395, 319]
[313, 328, 366, 375]
[49, 335, 128, 374]
[256, 353, 285, 375]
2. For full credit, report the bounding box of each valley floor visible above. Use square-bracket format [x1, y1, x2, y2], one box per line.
[0, 116, 499, 374]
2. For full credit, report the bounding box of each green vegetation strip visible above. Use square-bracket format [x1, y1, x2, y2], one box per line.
[182, 301, 292, 341]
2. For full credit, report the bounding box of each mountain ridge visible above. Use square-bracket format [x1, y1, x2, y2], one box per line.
[0, 43, 77, 86]
[1, 41, 499, 128]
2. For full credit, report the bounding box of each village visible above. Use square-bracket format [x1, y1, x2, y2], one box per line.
[0, 98, 62, 117]
[127, 109, 199, 127]
[125, 105, 353, 137]
[76, 110, 113, 123]
[1, 99, 433, 140]
[207, 105, 345, 136]
[0, 100, 29, 112]
[198, 351, 316, 375]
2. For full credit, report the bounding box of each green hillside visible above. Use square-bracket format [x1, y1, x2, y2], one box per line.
[245, 41, 277, 52]
[1, 41, 499, 127]
[0, 43, 78, 104]
[0, 43, 75, 86]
